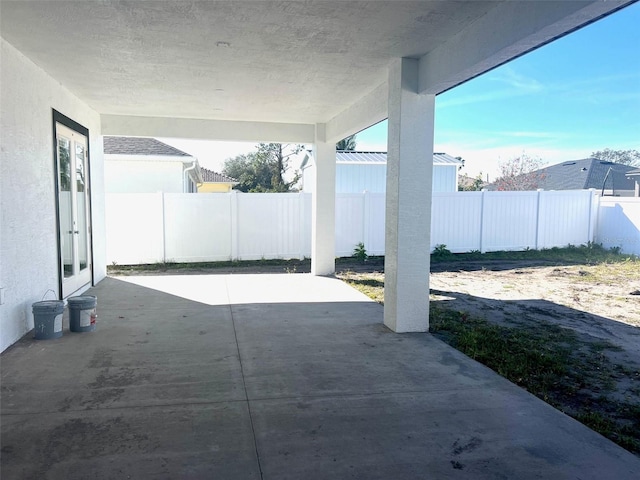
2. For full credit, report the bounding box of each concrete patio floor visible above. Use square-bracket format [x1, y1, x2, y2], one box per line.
[1, 273, 639, 479]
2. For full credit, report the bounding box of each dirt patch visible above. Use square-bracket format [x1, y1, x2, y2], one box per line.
[429, 262, 640, 352]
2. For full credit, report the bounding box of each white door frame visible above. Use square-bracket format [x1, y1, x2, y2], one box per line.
[53, 111, 93, 298]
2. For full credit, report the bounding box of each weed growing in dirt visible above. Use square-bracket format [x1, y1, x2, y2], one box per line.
[432, 244, 452, 257]
[352, 242, 368, 262]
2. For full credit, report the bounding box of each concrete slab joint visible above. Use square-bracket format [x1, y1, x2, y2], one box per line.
[384, 58, 435, 333]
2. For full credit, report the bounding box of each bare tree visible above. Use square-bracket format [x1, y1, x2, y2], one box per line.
[493, 154, 546, 191]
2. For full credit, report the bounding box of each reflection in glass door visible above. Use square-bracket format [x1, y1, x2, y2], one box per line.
[56, 122, 91, 297]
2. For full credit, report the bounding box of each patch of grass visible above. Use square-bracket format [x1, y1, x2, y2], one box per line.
[572, 257, 640, 285]
[432, 244, 452, 257]
[430, 306, 577, 399]
[431, 243, 637, 266]
[107, 258, 312, 274]
[338, 274, 385, 303]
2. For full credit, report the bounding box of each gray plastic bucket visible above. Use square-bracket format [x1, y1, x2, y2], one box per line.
[68, 295, 97, 333]
[32, 300, 64, 340]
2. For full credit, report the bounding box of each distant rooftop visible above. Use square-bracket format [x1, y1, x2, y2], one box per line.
[536, 158, 636, 191]
[200, 168, 237, 183]
[104, 137, 191, 157]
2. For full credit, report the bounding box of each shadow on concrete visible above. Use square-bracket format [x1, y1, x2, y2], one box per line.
[2, 276, 639, 479]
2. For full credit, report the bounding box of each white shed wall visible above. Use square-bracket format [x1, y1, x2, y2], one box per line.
[105, 159, 186, 193]
[303, 163, 457, 193]
[0, 39, 105, 352]
[432, 165, 458, 193]
[336, 164, 387, 193]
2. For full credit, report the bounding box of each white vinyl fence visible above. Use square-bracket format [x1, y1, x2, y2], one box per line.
[106, 190, 637, 265]
[595, 197, 640, 255]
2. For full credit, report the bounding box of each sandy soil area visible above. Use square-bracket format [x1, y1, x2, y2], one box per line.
[429, 261, 640, 372]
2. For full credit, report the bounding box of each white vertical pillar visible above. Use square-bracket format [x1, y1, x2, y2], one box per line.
[384, 58, 435, 332]
[311, 124, 336, 276]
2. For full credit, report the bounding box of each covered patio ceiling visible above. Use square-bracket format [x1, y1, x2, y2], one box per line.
[0, 0, 633, 141]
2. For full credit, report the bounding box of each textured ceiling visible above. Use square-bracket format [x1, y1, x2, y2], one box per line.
[0, 1, 498, 123]
[0, 1, 628, 126]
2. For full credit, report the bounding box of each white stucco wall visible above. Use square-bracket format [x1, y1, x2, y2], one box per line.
[105, 159, 187, 193]
[0, 39, 106, 352]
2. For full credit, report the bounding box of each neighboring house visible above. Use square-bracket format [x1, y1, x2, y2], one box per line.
[626, 169, 640, 197]
[104, 137, 202, 193]
[301, 151, 462, 193]
[487, 158, 636, 196]
[198, 168, 238, 193]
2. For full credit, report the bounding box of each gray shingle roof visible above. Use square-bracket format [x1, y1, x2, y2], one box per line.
[335, 151, 462, 165]
[536, 158, 636, 191]
[200, 168, 237, 183]
[104, 137, 191, 157]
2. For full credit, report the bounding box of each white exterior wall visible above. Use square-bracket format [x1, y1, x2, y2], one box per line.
[432, 165, 458, 193]
[0, 39, 105, 352]
[336, 164, 387, 193]
[305, 163, 456, 194]
[105, 159, 187, 193]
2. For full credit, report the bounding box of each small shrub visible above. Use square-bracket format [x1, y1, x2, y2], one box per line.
[432, 244, 452, 257]
[352, 242, 368, 262]
[609, 246, 622, 255]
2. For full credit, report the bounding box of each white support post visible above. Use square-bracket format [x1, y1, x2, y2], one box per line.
[384, 58, 435, 333]
[311, 124, 336, 276]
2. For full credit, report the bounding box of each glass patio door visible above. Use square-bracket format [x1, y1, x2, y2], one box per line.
[55, 122, 92, 297]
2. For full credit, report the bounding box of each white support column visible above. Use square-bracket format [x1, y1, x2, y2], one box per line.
[384, 58, 435, 333]
[311, 124, 336, 276]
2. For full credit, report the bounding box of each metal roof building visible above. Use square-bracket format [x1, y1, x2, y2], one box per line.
[303, 151, 462, 193]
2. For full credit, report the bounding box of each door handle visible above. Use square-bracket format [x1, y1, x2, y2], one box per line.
[68, 230, 79, 234]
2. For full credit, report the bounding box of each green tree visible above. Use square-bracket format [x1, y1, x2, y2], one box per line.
[494, 154, 546, 191]
[590, 148, 640, 167]
[336, 134, 357, 151]
[222, 143, 302, 192]
[458, 173, 485, 191]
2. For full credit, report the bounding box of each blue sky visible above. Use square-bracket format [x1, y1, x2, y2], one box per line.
[165, 3, 639, 180]
[356, 2, 640, 180]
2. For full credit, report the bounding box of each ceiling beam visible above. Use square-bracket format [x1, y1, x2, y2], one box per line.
[101, 115, 316, 144]
[325, 82, 388, 144]
[418, 0, 633, 95]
